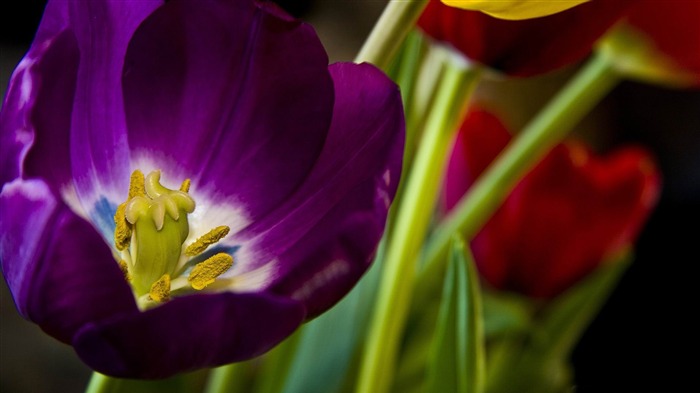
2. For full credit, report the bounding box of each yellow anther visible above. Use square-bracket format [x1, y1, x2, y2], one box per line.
[185, 226, 231, 256]
[149, 274, 171, 302]
[114, 203, 131, 250]
[180, 178, 191, 193]
[118, 260, 131, 282]
[128, 170, 146, 199]
[114, 170, 146, 250]
[188, 253, 234, 290]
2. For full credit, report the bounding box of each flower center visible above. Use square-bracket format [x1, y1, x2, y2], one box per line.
[113, 170, 233, 308]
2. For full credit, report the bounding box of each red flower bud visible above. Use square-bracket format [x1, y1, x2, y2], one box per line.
[444, 110, 661, 298]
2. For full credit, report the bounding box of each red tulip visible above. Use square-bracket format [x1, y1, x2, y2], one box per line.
[444, 110, 661, 298]
[418, 0, 636, 77]
[440, 0, 587, 20]
[600, 0, 700, 87]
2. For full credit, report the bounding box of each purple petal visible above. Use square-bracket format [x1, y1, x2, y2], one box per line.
[73, 292, 305, 378]
[122, 0, 333, 222]
[1, 0, 164, 209]
[0, 179, 137, 343]
[66, 0, 162, 203]
[0, 0, 77, 190]
[19, 31, 79, 192]
[232, 63, 404, 317]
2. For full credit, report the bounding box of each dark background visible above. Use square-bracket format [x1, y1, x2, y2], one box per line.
[2, 1, 698, 392]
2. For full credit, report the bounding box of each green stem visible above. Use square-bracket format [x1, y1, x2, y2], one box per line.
[417, 51, 621, 296]
[405, 42, 451, 168]
[204, 362, 251, 393]
[85, 373, 120, 393]
[355, 56, 481, 393]
[394, 31, 427, 120]
[355, 0, 429, 69]
[253, 330, 302, 393]
[389, 38, 450, 231]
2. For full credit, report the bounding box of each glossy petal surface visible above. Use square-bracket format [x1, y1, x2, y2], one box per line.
[0, 0, 79, 190]
[0, 0, 405, 379]
[122, 0, 333, 222]
[231, 63, 404, 317]
[66, 0, 163, 203]
[0, 179, 136, 343]
[73, 292, 305, 378]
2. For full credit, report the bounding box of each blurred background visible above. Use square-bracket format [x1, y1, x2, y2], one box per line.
[1, 1, 699, 392]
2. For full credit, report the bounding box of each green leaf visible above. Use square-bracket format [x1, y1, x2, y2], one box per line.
[482, 291, 533, 338]
[484, 251, 632, 393]
[424, 237, 485, 393]
[280, 244, 385, 393]
[204, 362, 255, 393]
[91, 372, 205, 393]
[253, 329, 303, 393]
[533, 250, 633, 360]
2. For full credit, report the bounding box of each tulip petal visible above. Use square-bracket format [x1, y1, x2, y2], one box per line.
[419, 0, 634, 76]
[601, 0, 700, 87]
[441, 0, 588, 20]
[443, 110, 511, 211]
[446, 110, 660, 298]
[627, 0, 700, 76]
[0, 0, 77, 191]
[228, 63, 404, 317]
[1, 0, 165, 237]
[0, 179, 137, 343]
[503, 145, 660, 297]
[73, 292, 305, 378]
[122, 0, 333, 223]
[65, 0, 163, 206]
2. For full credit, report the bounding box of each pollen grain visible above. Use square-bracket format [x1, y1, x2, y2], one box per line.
[128, 170, 146, 199]
[188, 253, 234, 290]
[118, 259, 131, 282]
[149, 274, 171, 302]
[185, 226, 231, 256]
[114, 203, 132, 250]
[180, 178, 191, 193]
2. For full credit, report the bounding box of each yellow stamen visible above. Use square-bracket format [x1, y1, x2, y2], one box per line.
[128, 170, 146, 199]
[185, 226, 231, 256]
[149, 274, 171, 302]
[114, 203, 131, 250]
[119, 259, 131, 282]
[114, 170, 146, 250]
[188, 253, 234, 290]
[180, 178, 191, 193]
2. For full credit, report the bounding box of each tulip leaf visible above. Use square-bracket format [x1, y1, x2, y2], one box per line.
[204, 362, 255, 393]
[110, 372, 203, 393]
[482, 291, 534, 338]
[484, 251, 632, 393]
[533, 250, 632, 361]
[424, 237, 485, 393]
[253, 329, 302, 393]
[278, 243, 385, 393]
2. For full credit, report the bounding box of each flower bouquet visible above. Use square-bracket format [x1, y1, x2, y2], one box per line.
[1, 0, 697, 392]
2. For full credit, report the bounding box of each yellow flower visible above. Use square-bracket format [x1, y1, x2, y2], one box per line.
[441, 0, 588, 20]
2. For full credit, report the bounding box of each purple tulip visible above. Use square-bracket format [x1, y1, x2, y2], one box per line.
[0, 0, 404, 378]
